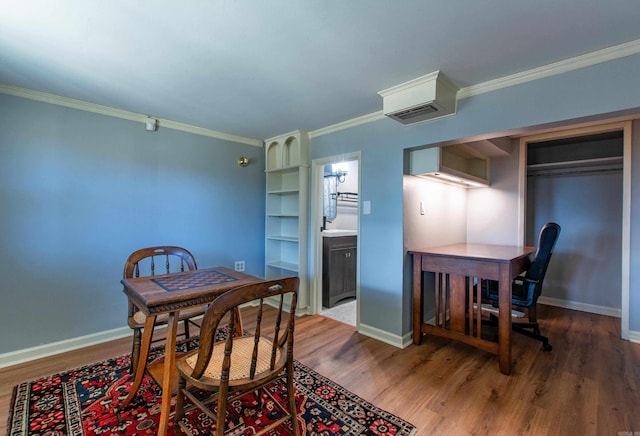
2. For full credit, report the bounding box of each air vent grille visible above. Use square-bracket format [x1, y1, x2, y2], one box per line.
[392, 104, 438, 120]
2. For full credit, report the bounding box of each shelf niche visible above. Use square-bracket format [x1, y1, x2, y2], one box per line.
[264, 130, 309, 311]
[266, 131, 309, 171]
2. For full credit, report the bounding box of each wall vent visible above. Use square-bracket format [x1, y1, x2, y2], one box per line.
[389, 103, 439, 122]
[378, 71, 458, 124]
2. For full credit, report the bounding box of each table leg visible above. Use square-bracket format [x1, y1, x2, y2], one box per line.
[413, 255, 423, 345]
[157, 311, 179, 436]
[123, 315, 156, 406]
[498, 264, 512, 375]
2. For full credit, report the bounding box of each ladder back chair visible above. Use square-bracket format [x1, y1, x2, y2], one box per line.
[123, 246, 204, 373]
[175, 276, 300, 436]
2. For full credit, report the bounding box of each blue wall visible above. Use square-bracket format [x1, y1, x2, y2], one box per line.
[528, 170, 623, 309]
[0, 94, 266, 354]
[2, 52, 640, 356]
[310, 53, 640, 338]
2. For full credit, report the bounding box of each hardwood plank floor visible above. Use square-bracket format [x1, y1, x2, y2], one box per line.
[1, 305, 638, 435]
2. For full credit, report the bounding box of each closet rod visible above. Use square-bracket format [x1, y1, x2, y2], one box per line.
[528, 166, 622, 177]
[527, 156, 622, 170]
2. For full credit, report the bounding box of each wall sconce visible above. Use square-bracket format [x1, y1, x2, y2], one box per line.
[238, 157, 249, 167]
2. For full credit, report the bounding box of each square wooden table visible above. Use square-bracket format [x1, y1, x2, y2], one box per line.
[410, 243, 535, 375]
[121, 266, 263, 436]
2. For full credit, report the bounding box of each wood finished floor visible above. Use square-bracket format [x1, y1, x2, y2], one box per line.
[1, 305, 639, 435]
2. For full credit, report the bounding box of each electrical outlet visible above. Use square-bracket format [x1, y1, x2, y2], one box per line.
[234, 260, 245, 272]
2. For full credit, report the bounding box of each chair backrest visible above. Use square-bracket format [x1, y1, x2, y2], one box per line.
[123, 246, 198, 279]
[188, 276, 299, 388]
[522, 222, 561, 303]
[526, 222, 561, 282]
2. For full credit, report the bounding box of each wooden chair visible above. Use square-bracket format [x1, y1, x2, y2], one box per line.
[124, 246, 204, 373]
[175, 277, 300, 436]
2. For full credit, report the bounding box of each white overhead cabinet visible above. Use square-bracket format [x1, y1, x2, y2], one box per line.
[264, 131, 309, 307]
[409, 144, 490, 187]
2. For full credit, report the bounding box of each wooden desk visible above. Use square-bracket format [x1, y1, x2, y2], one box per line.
[410, 244, 534, 375]
[121, 267, 263, 436]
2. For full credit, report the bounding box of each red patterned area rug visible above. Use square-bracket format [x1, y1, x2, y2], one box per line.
[7, 335, 416, 435]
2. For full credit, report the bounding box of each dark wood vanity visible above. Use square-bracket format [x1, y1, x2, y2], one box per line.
[322, 235, 357, 308]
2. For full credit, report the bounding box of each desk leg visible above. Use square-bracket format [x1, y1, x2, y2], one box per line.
[498, 265, 512, 375]
[123, 315, 156, 406]
[413, 255, 423, 345]
[158, 311, 179, 436]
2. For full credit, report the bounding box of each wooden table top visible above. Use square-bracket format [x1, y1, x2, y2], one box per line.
[121, 266, 263, 315]
[409, 243, 535, 262]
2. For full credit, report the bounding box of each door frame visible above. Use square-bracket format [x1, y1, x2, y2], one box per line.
[309, 152, 361, 320]
[517, 120, 632, 339]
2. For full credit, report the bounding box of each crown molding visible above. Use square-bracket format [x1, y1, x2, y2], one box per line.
[457, 38, 640, 99]
[265, 129, 309, 143]
[0, 84, 262, 147]
[159, 118, 262, 146]
[309, 111, 386, 138]
[310, 38, 640, 138]
[4, 38, 639, 143]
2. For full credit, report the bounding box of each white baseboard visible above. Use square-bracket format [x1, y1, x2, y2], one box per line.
[2, 302, 635, 368]
[0, 326, 132, 369]
[357, 322, 412, 349]
[628, 331, 640, 344]
[537, 296, 621, 318]
[0, 304, 313, 369]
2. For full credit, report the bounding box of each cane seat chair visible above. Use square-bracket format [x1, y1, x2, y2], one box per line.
[175, 276, 300, 436]
[481, 222, 561, 351]
[124, 246, 204, 373]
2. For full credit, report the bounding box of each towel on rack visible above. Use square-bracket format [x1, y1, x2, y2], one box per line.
[323, 176, 338, 220]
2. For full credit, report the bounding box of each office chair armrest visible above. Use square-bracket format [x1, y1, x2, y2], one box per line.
[512, 277, 539, 307]
[482, 276, 540, 307]
[514, 277, 538, 286]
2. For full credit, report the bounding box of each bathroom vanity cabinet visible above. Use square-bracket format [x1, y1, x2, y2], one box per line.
[322, 235, 357, 308]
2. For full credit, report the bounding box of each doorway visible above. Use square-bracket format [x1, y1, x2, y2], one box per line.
[310, 153, 361, 326]
[519, 121, 632, 339]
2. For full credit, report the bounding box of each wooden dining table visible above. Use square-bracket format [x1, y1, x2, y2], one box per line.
[121, 266, 263, 436]
[410, 243, 535, 375]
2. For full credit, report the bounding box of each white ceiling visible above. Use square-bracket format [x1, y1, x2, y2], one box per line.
[2, 1, 640, 141]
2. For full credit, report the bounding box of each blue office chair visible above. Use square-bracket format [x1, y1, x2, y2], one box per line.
[482, 222, 561, 351]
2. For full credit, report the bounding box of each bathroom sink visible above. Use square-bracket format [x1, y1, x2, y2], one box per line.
[322, 229, 357, 237]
